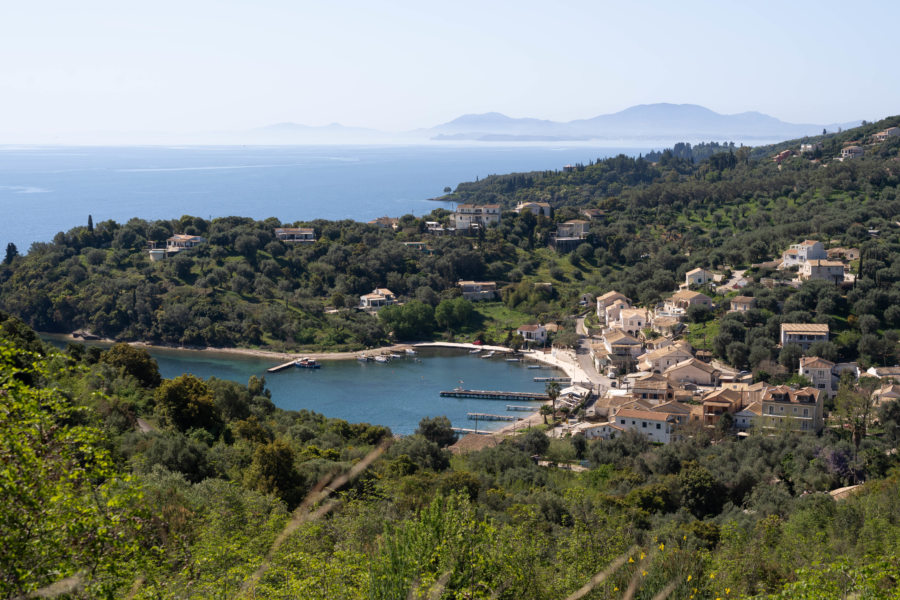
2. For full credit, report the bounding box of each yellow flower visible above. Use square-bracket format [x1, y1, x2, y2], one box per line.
[640, 551, 646, 560]
[687, 575, 692, 582]
[683, 534, 687, 540]
[710, 573, 716, 579]
[628, 557, 634, 563]
[642, 570, 647, 577]
[614, 587, 618, 592]
[659, 543, 665, 551]
[726, 589, 731, 595]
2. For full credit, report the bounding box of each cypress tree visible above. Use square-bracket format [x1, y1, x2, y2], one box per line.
[87, 215, 94, 233]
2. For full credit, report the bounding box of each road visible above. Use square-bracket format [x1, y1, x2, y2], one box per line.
[717, 269, 747, 292]
[575, 316, 612, 391]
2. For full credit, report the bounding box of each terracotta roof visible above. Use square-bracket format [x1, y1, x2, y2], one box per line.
[665, 357, 719, 375]
[737, 401, 762, 416]
[518, 324, 544, 332]
[615, 408, 674, 421]
[605, 330, 641, 344]
[731, 296, 755, 304]
[763, 386, 820, 404]
[669, 290, 711, 302]
[651, 401, 692, 415]
[800, 356, 835, 369]
[598, 291, 628, 302]
[781, 323, 829, 334]
[686, 267, 710, 275]
[805, 260, 845, 267]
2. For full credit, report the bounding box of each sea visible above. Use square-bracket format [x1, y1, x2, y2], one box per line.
[42, 338, 561, 435]
[0, 144, 651, 253]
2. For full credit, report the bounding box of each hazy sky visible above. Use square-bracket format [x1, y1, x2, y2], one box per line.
[1, 0, 897, 137]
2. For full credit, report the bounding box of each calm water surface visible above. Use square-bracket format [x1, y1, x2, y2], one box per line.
[45, 339, 560, 435]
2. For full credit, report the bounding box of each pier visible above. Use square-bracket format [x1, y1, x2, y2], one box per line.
[451, 427, 493, 435]
[440, 388, 550, 402]
[506, 404, 537, 411]
[533, 376, 571, 383]
[467, 412, 518, 422]
[267, 359, 298, 373]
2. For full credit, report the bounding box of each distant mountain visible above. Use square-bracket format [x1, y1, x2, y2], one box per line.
[426, 103, 860, 142]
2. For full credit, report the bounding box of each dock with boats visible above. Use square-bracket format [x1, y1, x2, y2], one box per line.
[440, 388, 550, 402]
[467, 412, 519, 422]
[267, 359, 299, 373]
[533, 376, 571, 383]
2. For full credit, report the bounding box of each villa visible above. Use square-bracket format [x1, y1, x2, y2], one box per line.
[780, 323, 829, 350]
[453, 204, 501, 230]
[166, 234, 206, 253]
[274, 227, 315, 243]
[458, 280, 497, 301]
[761, 386, 823, 432]
[359, 288, 396, 310]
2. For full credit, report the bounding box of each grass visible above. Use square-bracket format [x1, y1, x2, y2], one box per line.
[466, 302, 534, 343]
[686, 319, 720, 351]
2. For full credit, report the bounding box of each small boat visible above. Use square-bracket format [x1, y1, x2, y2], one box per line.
[527, 365, 542, 369]
[374, 355, 390, 363]
[468, 348, 482, 354]
[389, 353, 403, 359]
[405, 348, 417, 355]
[357, 355, 372, 362]
[481, 351, 495, 359]
[295, 357, 321, 369]
[506, 358, 521, 362]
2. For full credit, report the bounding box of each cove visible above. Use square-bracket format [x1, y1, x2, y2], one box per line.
[44, 338, 562, 435]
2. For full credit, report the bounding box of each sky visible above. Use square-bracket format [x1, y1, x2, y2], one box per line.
[0, 0, 897, 139]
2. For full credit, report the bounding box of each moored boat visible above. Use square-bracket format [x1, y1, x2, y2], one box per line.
[295, 357, 321, 369]
[481, 351, 495, 359]
[405, 348, 417, 355]
[374, 355, 390, 363]
[468, 348, 482, 354]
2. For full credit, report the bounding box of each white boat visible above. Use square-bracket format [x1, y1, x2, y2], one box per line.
[468, 348, 482, 354]
[481, 351, 495, 359]
[388, 353, 403, 359]
[357, 355, 371, 362]
[506, 358, 521, 362]
[527, 365, 542, 369]
[374, 355, 390, 363]
[405, 348, 417, 355]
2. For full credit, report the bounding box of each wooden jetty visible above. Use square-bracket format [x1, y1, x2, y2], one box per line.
[506, 404, 537, 411]
[451, 427, 493, 435]
[267, 359, 298, 373]
[533, 376, 571, 383]
[467, 412, 518, 422]
[440, 388, 550, 402]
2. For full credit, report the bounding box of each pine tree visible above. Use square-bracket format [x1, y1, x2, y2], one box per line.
[87, 214, 94, 233]
[4, 242, 17, 265]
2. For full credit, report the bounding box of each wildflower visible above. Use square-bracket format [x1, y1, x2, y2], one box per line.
[640, 551, 646, 560]
[642, 570, 647, 577]
[726, 588, 730, 595]
[628, 557, 634, 563]
[687, 575, 692, 582]
[710, 573, 716, 579]
[659, 543, 665, 551]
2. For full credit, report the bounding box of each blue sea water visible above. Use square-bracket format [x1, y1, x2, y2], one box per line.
[0, 144, 647, 252]
[42, 337, 560, 435]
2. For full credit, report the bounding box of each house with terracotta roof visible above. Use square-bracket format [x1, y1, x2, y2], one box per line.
[685, 267, 715, 287]
[799, 356, 838, 399]
[359, 288, 396, 310]
[274, 227, 315, 243]
[701, 388, 745, 426]
[734, 401, 762, 430]
[651, 315, 683, 336]
[629, 372, 673, 403]
[729, 296, 756, 312]
[866, 366, 900, 380]
[761, 386, 823, 432]
[596, 290, 630, 315]
[650, 401, 692, 425]
[612, 408, 677, 443]
[800, 259, 845, 283]
[603, 298, 632, 327]
[517, 323, 547, 346]
[593, 329, 643, 374]
[616, 308, 649, 336]
[780, 323, 829, 350]
[368, 216, 400, 230]
[781, 240, 826, 267]
[873, 384, 900, 406]
[664, 358, 720, 387]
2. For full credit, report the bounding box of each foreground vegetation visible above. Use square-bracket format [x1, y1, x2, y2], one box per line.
[3, 312, 900, 598]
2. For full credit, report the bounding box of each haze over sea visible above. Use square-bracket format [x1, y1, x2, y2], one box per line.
[0, 144, 650, 252]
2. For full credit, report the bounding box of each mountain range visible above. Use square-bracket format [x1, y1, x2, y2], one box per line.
[249, 103, 859, 145]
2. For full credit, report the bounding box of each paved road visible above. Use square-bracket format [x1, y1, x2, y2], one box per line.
[717, 269, 747, 292]
[575, 316, 612, 391]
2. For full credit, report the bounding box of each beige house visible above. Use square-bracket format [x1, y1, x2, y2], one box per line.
[651, 315, 683, 336]
[729, 296, 756, 312]
[761, 386, 824, 432]
[274, 227, 315, 243]
[551, 220, 590, 252]
[596, 291, 630, 321]
[368, 216, 400, 230]
[638, 342, 693, 373]
[458, 280, 497, 301]
[650, 401, 693, 425]
[720, 381, 768, 405]
[594, 330, 643, 374]
[873, 384, 900, 406]
[701, 389, 745, 426]
[799, 356, 837, 399]
[664, 290, 713, 313]
[734, 401, 762, 430]
[514, 201, 552, 217]
[603, 299, 631, 327]
[629, 372, 672, 403]
[685, 267, 715, 287]
[780, 323, 829, 350]
[873, 127, 900, 142]
[359, 288, 396, 310]
[664, 358, 720, 387]
[800, 260, 845, 283]
[617, 308, 649, 336]
[454, 204, 501, 230]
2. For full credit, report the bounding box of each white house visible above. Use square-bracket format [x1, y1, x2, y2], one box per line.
[638, 342, 693, 373]
[729, 296, 756, 312]
[571, 421, 625, 440]
[612, 408, 676, 444]
[685, 267, 715, 287]
[596, 291, 630, 319]
[663, 290, 713, 314]
[166, 234, 205, 253]
[734, 402, 762, 431]
[780, 323, 829, 350]
[781, 240, 827, 267]
[841, 146, 865, 160]
[514, 201, 552, 217]
[873, 127, 900, 142]
[664, 358, 720, 387]
[616, 308, 648, 336]
[517, 324, 547, 346]
[274, 227, 315, 243]
[454, 204, 501, 230]
[458, 281, 497, 301]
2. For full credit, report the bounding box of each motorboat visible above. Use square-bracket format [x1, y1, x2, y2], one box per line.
[481, 351, 495, 359]
[506, 358, 521, 362]
[527, 364, 542, 369]
[374, 355, 390, 363]
[295, 357, 321, 369]
[388, 353, 403, 359]
[468, 348, 482, 354]
[405, 348, 417, 355]
[357, 355, 372, 362]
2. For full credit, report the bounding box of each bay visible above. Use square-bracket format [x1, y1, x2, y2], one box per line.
[0, 144, 648, 253]
[45, 338, 561, 435]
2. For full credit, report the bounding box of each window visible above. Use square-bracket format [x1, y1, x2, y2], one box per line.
[769, 406, 774, 415]
[803, 408, 808, 417]
[656, 423, 661, 430]
[642, 422, 647, 428]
